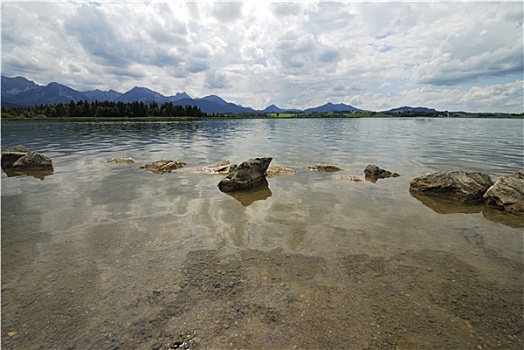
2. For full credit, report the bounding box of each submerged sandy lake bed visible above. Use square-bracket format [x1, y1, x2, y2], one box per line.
[2, 118, 523, 349]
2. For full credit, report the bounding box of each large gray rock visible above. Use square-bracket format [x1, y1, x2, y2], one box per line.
[218, 157, 272, 192]
[410, 171, 493, 204]
[483, 169, 524, 214]
[1, 145, 53, 170]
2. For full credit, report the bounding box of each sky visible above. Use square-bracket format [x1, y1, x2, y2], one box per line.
[1, 1, 523, 113]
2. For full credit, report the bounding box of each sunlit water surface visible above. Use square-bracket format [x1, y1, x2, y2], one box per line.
[2, 118, 523, 348]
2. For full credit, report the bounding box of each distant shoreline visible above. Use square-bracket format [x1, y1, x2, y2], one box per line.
[1, 113, 523, 122]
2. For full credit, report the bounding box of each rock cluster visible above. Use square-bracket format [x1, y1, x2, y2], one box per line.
[409, 169, 524, 216]
[5, 143, 520, 218]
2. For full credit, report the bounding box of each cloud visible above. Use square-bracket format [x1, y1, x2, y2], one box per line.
[1, 1, 522, 113]
[205, 70, 231, 90]
[210, 2, 243, 22]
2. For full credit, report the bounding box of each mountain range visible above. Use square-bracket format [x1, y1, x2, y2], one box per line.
[1, 75, 440, 115]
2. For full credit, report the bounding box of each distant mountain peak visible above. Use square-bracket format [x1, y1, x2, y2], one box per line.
[303, 102, 360, 113]
[199, 95, 228, 105]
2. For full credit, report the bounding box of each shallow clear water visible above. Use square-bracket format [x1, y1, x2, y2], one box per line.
[2, 118, 523, 349]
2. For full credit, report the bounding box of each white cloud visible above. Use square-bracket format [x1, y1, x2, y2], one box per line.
[1, 1, 522, 113]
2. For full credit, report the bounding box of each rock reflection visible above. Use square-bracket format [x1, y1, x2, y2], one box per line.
[409, 190, 482, 214]
[482, 207, 524, 228]
[223, 178, 272, 207]
[2, 167, 54, 180]
[410, 190, 523, 228]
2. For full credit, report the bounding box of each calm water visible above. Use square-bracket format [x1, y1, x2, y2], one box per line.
[2, 118, 523, 349]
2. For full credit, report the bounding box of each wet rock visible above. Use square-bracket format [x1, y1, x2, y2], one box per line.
[267, 165, 295, 178]
[483, 169, 524, 214]
[139, 160, 187, 174]
[193, 160, 233, 175]
[107, 156, 136, 165]
[5, 145, 31, 153]
[1, 145, 53, 171]
[308, 164, 343, 172]
[340, 175, 363, 182]
[1, 144, 54, 180]
[410, 171, 493, 204]
[364, 164, 399, 181]
[218, 157, 272, 192]
[1, 151, 27, 168]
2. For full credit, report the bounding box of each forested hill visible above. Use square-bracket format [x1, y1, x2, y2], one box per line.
[1, 100, 207, 119]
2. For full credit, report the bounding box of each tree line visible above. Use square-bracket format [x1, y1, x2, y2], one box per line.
[1, 100, 208, 119]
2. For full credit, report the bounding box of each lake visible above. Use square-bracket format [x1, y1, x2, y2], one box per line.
[2, 118, 523, 349]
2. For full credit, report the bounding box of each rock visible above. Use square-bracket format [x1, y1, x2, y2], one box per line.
[308, 164, 343, 172]
[483, 169, 524, 214]
[218, 157, 272, 192]
[1, 151, 27, 168]
[11, 152, 53, 170]
[364, 164, 399, 180]
[267, 165, 295, 178]
[195, 161, 233, 175]
[2, 144, 53, 171]
[410, 171, 493, 204]
[340, 175, 363, 182]
[5, 145, 31, 153]
[139, 160, 187, 174]
[107, 156, 136, 165]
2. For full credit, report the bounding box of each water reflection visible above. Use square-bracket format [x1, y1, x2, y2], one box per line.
[410, 189, 523, 228]
[409, 190, 483, 214]
[1, 167, 54, 180]
[221, 178, 272, 207]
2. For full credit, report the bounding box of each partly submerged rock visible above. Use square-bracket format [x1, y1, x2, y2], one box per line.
[2, 145, 53, 171]
[339, 175, 363, 182]
[11, 152, 53, 170]
[1, 145, 54, 180]
[139, 160, 187, 174]
[194, 161, 233, 175]
[308, 164, 343, 172]
[267, 165, 295, 178]
[218, 157, 272, 192]
[107, 156, 136, 165]
[364, 164, 399, 182]
[5, 145, 31, 153]
[483, 169, 524, 214]
[410, 171, 493, 204]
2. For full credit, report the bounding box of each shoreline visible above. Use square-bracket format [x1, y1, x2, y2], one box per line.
[2, 114, 523, 122]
